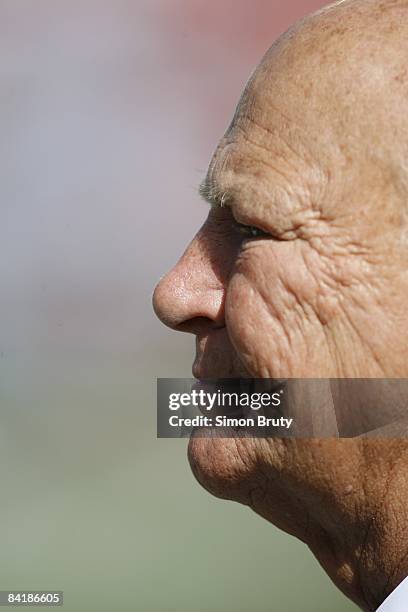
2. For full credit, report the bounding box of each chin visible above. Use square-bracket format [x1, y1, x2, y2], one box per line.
[187, 429, 261, 505]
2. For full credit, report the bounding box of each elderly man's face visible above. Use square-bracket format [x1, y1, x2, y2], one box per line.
[153, 2, 408, 610]
[154, 16, 408, 382]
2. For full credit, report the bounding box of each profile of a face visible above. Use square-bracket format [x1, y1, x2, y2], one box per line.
[153, 1, 408, 610]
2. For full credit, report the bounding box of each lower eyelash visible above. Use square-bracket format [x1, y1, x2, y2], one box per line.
[235, 222, 268, 238]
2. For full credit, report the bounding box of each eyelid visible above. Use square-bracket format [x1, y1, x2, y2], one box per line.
[232, 217, 270, 239]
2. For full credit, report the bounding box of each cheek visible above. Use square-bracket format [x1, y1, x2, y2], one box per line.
[225, 241, 332, 377]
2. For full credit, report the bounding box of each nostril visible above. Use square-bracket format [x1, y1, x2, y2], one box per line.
[153, 279, 221, 333]
[176, 316, 223, 335]
[152, 259, 226, 333]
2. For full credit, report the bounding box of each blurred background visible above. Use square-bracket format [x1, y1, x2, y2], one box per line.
[0, 1, 357, 610]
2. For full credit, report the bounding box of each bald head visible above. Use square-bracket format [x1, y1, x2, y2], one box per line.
[245, 0, 408, 148]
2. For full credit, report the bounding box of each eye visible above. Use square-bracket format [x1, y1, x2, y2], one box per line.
[234, 221, 269, 239]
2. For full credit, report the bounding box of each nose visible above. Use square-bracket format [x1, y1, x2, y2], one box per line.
[153, 226, 228, 335]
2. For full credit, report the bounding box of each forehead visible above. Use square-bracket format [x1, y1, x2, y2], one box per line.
[202, 74, 330, 225]
[201, 20, 353, 214]
[201, 11, 400, 222]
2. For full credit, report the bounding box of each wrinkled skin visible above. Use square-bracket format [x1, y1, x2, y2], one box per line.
[153, 1, 408, 609]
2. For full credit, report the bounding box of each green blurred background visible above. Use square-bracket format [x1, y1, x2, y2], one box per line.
[0, 1, 357, 610]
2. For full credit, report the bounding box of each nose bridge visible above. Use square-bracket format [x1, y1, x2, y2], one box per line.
[152, 231, 225, 331]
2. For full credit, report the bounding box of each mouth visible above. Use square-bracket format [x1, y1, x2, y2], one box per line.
[192, 332, 286, 393]
[191, 376, 286, 421]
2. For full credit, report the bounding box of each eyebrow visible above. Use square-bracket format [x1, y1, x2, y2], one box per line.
[198, 176, 232, 208]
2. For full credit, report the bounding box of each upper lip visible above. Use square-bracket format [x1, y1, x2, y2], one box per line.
[192, 329, 241, 379]
[193, 361, 287, 392]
